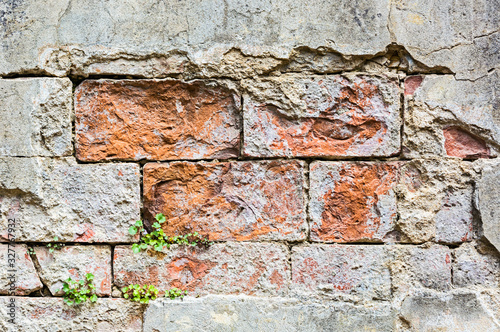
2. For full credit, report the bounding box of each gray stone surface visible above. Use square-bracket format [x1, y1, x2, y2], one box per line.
[396, 159, 475, 243]
[0, 157, 140, 242]
[403, 73, 500, 159]
[478, 159, 500, 252]
[34, 245, 112, 296]
[0, 297, 143, 332]
[390, 0, 499, 80]
[143, 295, 395, 332]
[0, 244, 42, 295]
[400, 291, 500, 332]
[2, 0, 496, 79]
[390, 244, 452, 300]
[453, 242, 500, 288]
[291, 244, 392, 302]
[0, 78, 72, 157]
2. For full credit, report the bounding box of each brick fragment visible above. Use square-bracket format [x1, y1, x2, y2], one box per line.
[291, 245, 391, 301]
[143, 160, 307, 241]
[0, 244, 42, 295]
[113, 243, 290, 296]
[243, 75, 401, 158]
[309, 161, 398, 243]
[443, 126, 490, 159]
[34, 245, 112, 296]
[75, 79, 240, 161]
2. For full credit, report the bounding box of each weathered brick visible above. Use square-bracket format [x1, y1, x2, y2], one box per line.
[291, 245, 391, 301]
[0, 78, 72, 157]
[143, 160, 307, 241]
[435, 188, 473, 244]
[243, 75, 401, 158]
[309, 161, 398, 243]
[75, 79, 240, 161]
[0, 244, 42, 295]
[396, 159, 475, 243]
[144, 296, 396, 332]
[0, 157, 140, 242]
[113, 243, 290, 296]
[0, 297, 143, 332]
[389, 244, 452, 296]
[453, 242, 500, 288]
[34, 245, 111, 296]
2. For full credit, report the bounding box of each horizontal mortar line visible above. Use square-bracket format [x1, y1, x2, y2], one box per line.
[4, 240, 461, 248]
[0, 69, 457, 81]
[71, 155, 406, 165]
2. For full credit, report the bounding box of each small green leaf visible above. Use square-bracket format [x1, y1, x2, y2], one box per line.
[128, 226, 138, 235]
[135, 220, 143, 227]
[54, 236, 59, 241]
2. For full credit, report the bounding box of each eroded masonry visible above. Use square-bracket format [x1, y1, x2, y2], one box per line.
[1, 0, 499, 331]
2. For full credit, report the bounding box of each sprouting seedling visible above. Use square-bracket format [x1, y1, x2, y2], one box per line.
[60, 273, 97, 306]
[129, 213, 213, 254]
[47, 236, 65, 253]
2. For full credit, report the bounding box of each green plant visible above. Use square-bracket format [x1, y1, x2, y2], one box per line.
[121, 284, 159, 304]
[129, 213, 213, 253]
[60, 273, 97, 306]
[164, 287, 188, 300]
[46, 236, 65, 253]
[27, 247, 35, 255]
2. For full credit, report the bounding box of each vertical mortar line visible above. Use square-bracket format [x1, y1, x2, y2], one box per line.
[305, 160, 311, 243]
[399, 73, 406, 161]
[110, 244, 115, 298]
[239, 90, 244, 160]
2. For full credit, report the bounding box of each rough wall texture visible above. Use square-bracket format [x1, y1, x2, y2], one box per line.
[1, 0, 499, 331]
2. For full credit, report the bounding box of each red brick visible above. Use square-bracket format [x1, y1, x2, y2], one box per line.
[291, 245, 391, 300]
[404, 75, 423, 95]
[113, 243, 290, 296]
[309, 162, 398, 243]
[243, 75, 401, 158]
[75, 79, 240, 161]
[143, 160, 307, 241]
[443, 126, 490, 159]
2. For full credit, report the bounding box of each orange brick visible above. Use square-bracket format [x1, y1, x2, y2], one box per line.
[75, 79, 240, 161]
[143, 160, 307, 241]
[309, 162, 398, 242]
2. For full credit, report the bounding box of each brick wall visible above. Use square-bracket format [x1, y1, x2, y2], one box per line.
[1, 1, 499, 331]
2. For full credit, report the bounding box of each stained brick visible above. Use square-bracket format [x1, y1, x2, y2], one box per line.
[243, 75, 401, 158]
[291, 245, 391, 301]
[34, 245, 112, 296]
[143, 160, 307, 241]
[75, 79, 240, 161]
[113, 243, 290, 296]
[309, 161, 398, 243]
